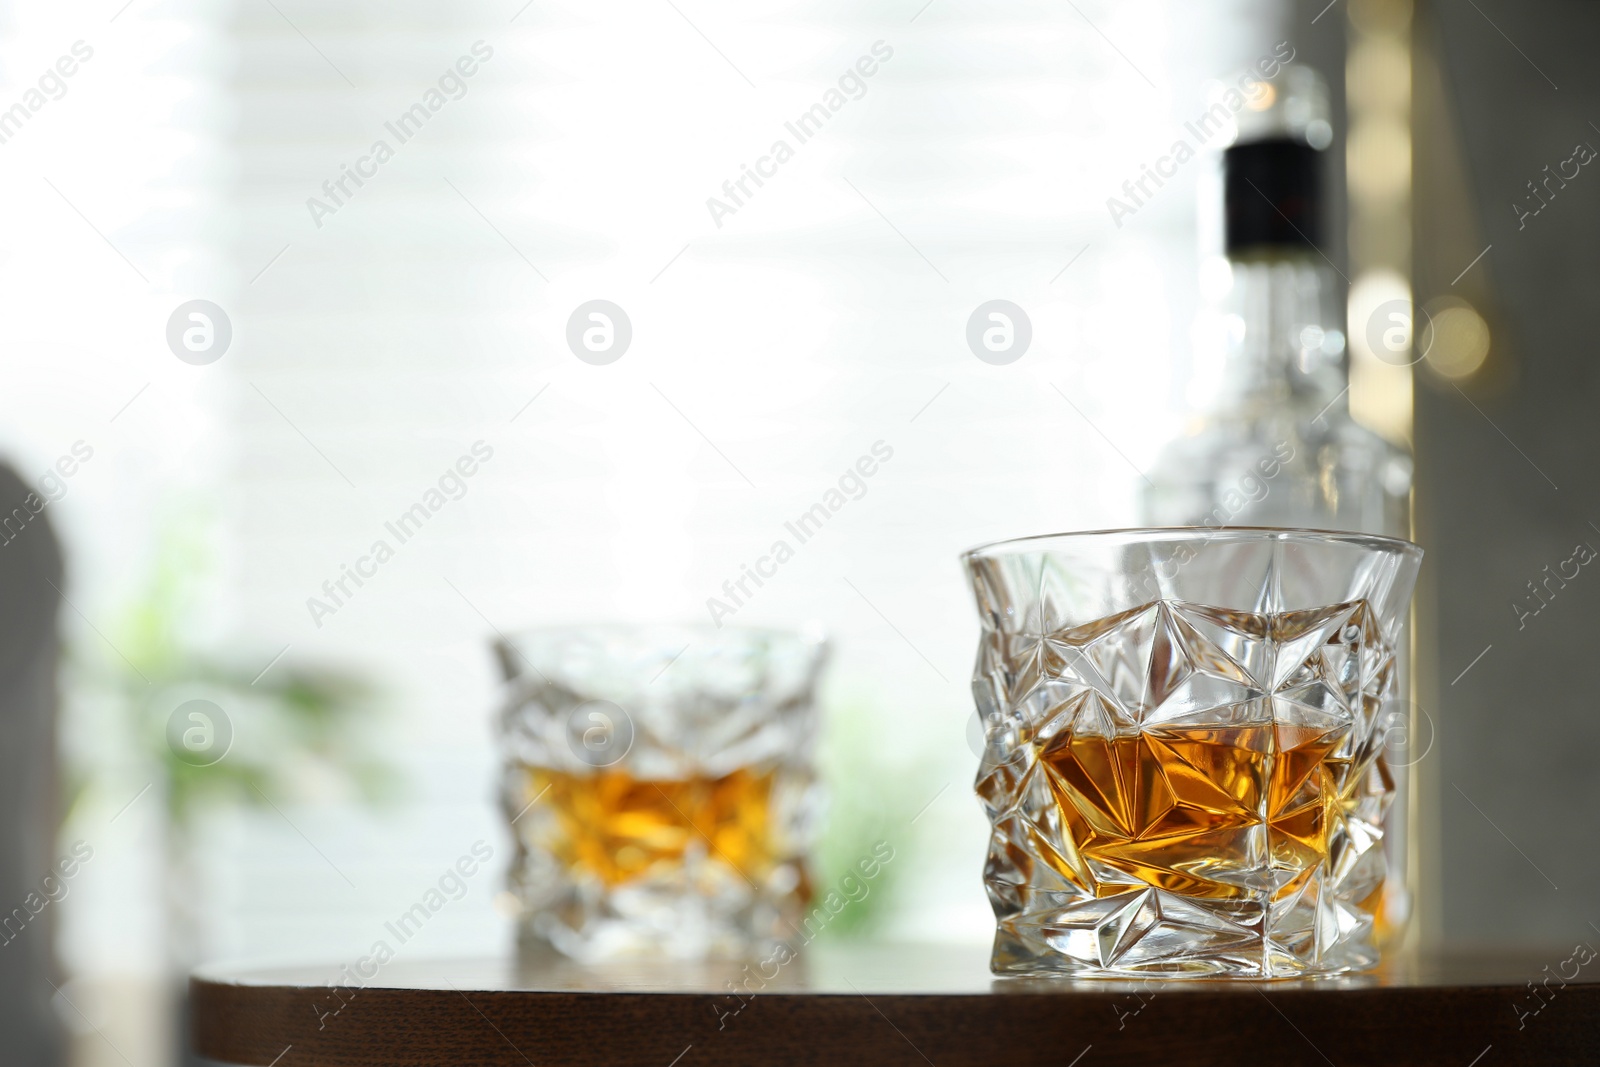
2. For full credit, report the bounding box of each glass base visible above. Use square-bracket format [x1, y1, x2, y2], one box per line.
[990, 894, 1380, 979]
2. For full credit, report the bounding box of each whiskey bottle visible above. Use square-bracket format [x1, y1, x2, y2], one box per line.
[1141, 67, 1412, 536]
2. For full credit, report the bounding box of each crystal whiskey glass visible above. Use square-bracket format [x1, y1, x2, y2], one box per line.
[964, 528, 1421, 978]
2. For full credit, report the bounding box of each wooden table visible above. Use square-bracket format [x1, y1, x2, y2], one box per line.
[191, 942, 1600, 1066]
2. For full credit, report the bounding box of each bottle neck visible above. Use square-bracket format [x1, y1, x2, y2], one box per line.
[1215, 248, 1346, 410]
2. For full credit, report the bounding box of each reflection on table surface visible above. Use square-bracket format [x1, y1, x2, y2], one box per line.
[193, 941, 1592, 997]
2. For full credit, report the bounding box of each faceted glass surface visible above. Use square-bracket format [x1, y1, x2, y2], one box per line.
[495, 625, 825, 961]
[964, 529, 1421, 978]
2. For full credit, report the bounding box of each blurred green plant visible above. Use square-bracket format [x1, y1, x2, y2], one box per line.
[72, 502, 398, 827]
[63, 500, 397, 965]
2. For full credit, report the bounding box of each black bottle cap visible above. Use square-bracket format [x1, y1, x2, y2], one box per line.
[1223, 138, 1322, 253]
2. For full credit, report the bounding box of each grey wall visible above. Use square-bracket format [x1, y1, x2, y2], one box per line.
[1416, 0, 1600, 946]
[0, 466, 65, 1067]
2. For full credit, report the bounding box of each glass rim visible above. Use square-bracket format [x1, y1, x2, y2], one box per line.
[962, 525, 1423, 563]
[495, 621, 828, 649]
[492, 622, 829, 684]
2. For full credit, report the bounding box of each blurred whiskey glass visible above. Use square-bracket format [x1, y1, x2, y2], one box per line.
[496, 625, 825, 961]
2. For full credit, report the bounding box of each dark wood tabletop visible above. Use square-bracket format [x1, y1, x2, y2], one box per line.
[191, 941, 1600, 1066]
